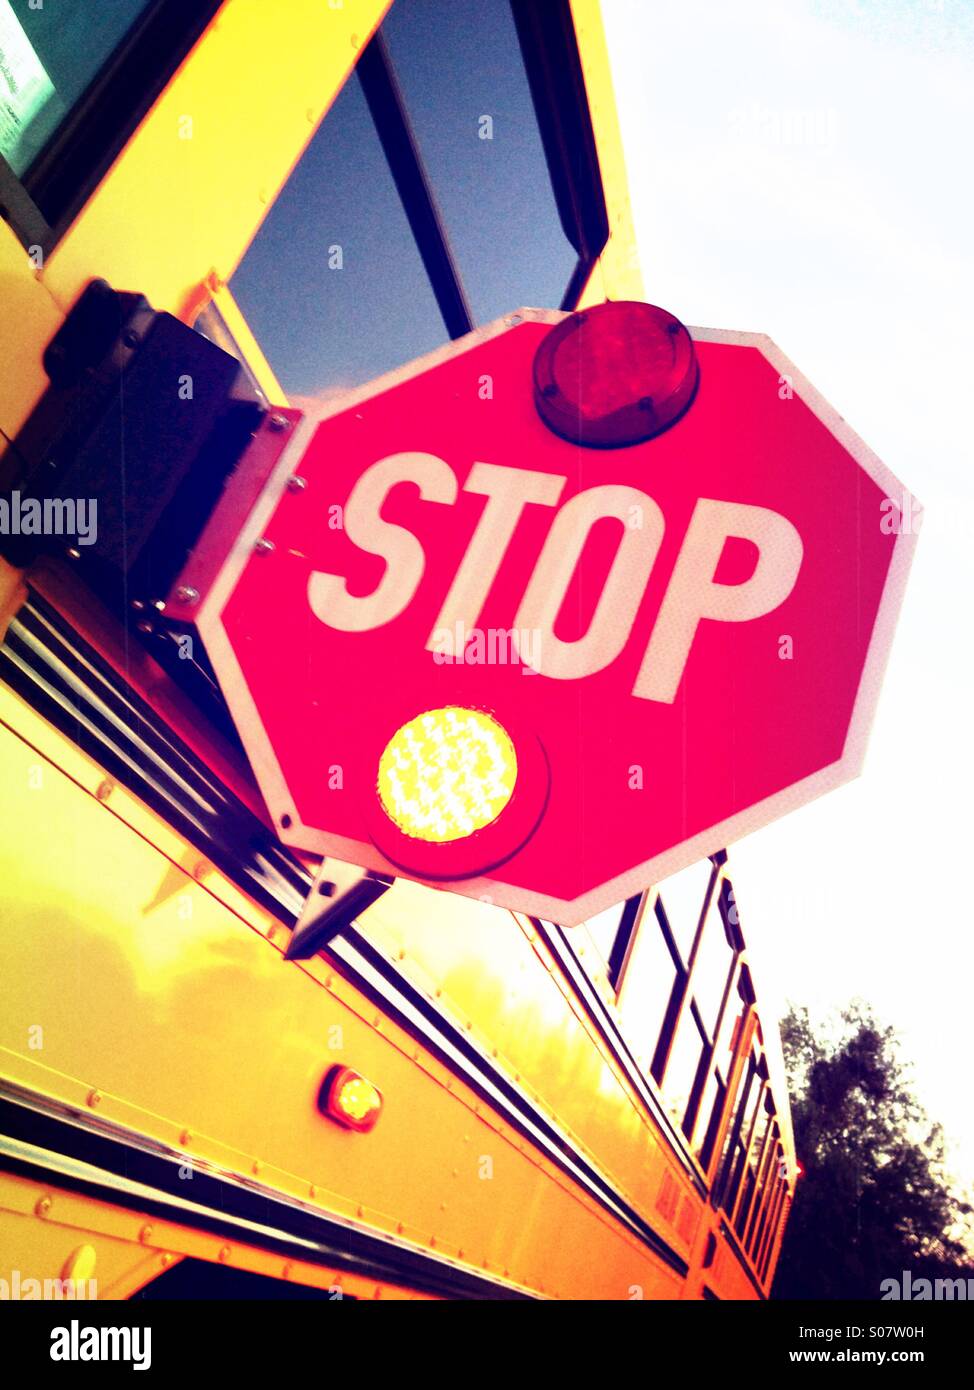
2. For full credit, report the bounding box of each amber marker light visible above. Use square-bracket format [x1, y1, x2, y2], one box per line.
[320, 1066, 383, 1133]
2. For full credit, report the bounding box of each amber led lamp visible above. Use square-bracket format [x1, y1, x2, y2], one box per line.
[533, 300, 699, 447]
[319, 1066, 383, 1133]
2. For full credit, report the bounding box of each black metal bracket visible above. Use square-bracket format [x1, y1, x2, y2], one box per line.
[285, 858, 394, 961]
[1, 277, 263, 597]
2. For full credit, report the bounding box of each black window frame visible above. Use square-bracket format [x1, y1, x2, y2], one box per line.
[758, 1175, 787, 1282]
[746, 1121, 781, 1257]
[692, 959, 747, 1168]
[575, 860, 744, 1151]
[593, 891, 643, 992]
[734, 1088, 772, 1240]
[0, 0, 222, 255]
[651, 863, 741, 1140]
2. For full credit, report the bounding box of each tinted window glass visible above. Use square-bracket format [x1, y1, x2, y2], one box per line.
[0, 0, 153, 176]
[617, 911, 678, 1077]
[693, 1068, 724, 1160]
[717, 1054, 755, 1205]
[691, 967, 744, 1160]
[748, 1122, 779, 1253]
[586, 903, 625, 964]
[689, 897, 734, 1034]
[656, 860, 714, 963]
[660, 1009, 706, 1131]
[381, 0, 578, 321]
[736, 1103, 770, 1236]
[230, 75, 448, 401]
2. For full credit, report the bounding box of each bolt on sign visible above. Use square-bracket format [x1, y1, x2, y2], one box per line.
[176, 304, 918, 925]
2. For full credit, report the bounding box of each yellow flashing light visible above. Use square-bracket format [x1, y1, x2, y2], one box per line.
[377, 706, 517, 843]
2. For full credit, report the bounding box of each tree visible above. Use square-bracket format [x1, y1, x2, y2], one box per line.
[773, 1001, 971, 1299]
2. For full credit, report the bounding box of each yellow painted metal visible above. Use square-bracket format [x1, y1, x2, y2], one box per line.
[0, 1172, 433, 1301]
[569, 0, 646, 305]
[362, 883, 706, 1268]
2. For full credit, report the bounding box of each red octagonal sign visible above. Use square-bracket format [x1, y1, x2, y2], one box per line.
[187, 307, 918, 926]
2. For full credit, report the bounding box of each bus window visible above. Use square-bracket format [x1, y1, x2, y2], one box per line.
[655, 859, 715, 963]
[649, 872, 739, 1140]
[230, 74, 448, 401]
[0, 0, 154, 175]
[230, 0, 605, 402]
[658, 1004, 707, 1131]
[380, 0, 579, 322]
[720, 1063, 767, 1223]
[746, 1120, 780, 1255]
[686, 886, 735, 1035]
[735, 1097, 771, 1239]
[758, 1175, 787, 1281]
[616, 901, 680, 1079]
[716, 1050, 757, 1210]
[691, 966, 747, 1166]
[583, 893, 641, 992]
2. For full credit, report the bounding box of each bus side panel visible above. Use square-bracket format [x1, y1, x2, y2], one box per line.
[0, 696, 683, 1300]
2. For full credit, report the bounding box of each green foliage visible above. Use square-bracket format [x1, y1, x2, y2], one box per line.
[773, 1002, 970, 1299]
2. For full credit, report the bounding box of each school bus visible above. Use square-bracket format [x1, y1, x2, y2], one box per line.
[0, 0, 795, 1300]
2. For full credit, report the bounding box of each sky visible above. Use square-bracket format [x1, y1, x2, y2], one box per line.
[602, 0, 974, 1194]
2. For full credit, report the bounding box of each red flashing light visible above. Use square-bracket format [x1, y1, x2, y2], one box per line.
[533, 300, 698, 447]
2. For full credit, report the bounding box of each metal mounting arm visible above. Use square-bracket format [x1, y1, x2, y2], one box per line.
[285, 857, 394, 961]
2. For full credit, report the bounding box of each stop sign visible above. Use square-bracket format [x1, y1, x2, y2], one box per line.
[186, 307, 917, 926]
